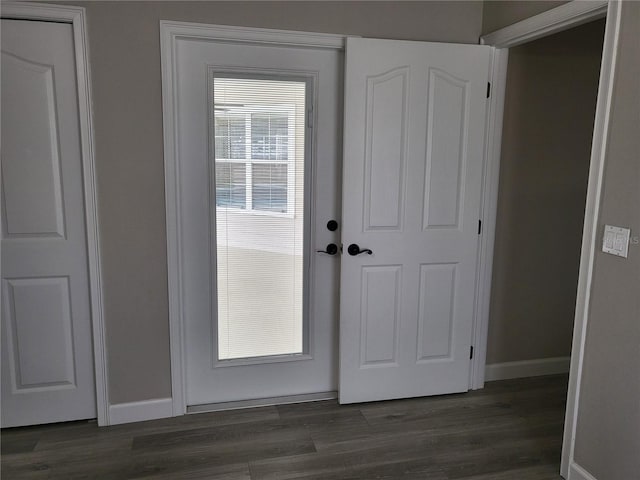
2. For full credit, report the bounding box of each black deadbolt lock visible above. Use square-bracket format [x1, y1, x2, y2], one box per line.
[326, 220, 339, 232]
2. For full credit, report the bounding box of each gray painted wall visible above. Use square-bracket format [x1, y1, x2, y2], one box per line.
[573, 2, 640, 478]
[65, 1, 484, 404]
[481, 0, 570, 35]
[486, 20, 605, 364]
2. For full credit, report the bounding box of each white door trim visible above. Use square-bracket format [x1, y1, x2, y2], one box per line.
[569, 462, 599, 480]
[1, 2, 108, 426]
[476, 1, 621, 479]
[480, 0, 607, 48]
[160, 20, 346, 50]
[160, 21, 347, 416]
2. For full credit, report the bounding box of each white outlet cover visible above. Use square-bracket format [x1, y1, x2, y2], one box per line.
[602, 225, 630, 258]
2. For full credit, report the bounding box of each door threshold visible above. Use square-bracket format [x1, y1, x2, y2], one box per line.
[186, 391, 338, 414]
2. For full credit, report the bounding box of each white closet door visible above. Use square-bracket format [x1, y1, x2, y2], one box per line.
[1, 19, 96, 427]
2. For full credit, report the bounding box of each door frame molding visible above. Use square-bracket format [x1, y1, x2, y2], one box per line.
[160, 20, 347, 416]
[476, 1, 619, 478]
[1, 2, 108, 425]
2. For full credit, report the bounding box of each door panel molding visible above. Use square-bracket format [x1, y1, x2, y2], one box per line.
[363, 66, 408, 232]
[359, 265, 402, 367]
[423, 68, 468, 230]
[1, 2, 106, 425]
[478, 2, 621, 478]
[1, 52, 66, 238]
[416, 263, 457, 362]
[161, 21, 347, 416]
[4, 276, 76, 392]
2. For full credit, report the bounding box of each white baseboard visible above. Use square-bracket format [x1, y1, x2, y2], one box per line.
[108, 397, 173, 426]
[569, 462, 598, 480]
[485, 356, 571, 381]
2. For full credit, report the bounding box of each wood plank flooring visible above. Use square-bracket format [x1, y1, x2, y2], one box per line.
[1, 375, 567, 479]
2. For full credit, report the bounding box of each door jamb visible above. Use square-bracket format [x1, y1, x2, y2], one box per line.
[474, 1, 619, 478]
[160, 21, 347, 416]
[1, 2, 109, 426]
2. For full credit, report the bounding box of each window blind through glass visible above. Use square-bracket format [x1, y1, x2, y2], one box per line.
[212, 76, 307, 361]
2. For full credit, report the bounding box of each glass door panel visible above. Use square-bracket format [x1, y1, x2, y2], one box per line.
[213, 77, 308, 361]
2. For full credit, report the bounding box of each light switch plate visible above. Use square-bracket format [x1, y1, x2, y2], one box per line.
[602, 225, 630, 258]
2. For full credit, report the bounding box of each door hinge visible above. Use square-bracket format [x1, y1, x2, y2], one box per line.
[478, 219, 482, 235]
[486, 82, 491, 99]
[470, 346, 474, 359]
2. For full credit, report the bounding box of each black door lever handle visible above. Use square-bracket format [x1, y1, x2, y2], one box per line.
[347, 243, 373, 256]
[317, 243, 339, 255]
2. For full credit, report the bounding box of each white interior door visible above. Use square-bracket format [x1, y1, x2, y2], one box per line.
[340, 37, 491, 403]
[175, 38, 342, 406]
[1, 19, 96, 427]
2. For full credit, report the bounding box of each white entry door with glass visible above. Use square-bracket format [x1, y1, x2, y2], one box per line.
[174, 37, 343, 406]
[169, 26, 491, 408]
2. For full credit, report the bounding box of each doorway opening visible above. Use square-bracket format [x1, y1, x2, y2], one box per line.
[486, 19, 606, 380]
[483, 14, 608, 480]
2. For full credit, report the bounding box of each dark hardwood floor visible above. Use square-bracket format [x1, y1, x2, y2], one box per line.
[1, 375, 567, 479]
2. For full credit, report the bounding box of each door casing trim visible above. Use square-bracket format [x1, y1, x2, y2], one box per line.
[160, 20, 347, 416]
[480, 0, 608, 48]
[1, 2, 108, 426]
[476, 1, 619, 479]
